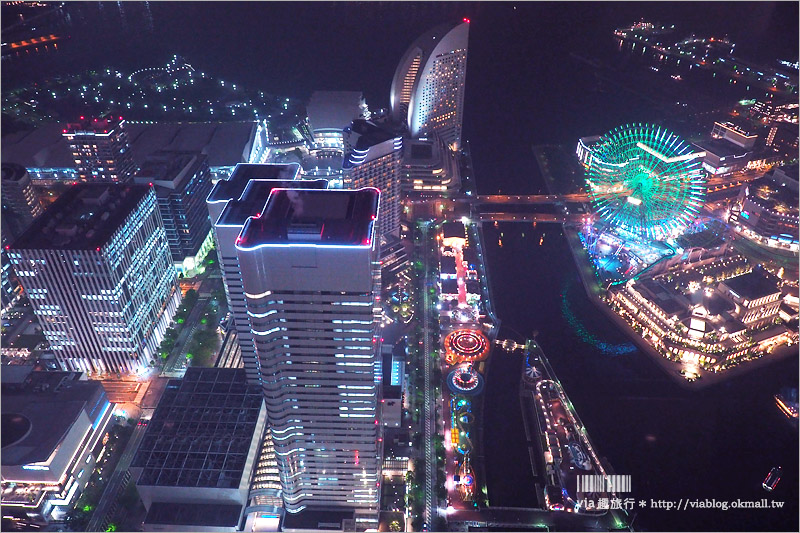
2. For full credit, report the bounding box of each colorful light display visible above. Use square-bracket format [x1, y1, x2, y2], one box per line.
[585, 123, 706, 241]
[444, 329, 490, 365]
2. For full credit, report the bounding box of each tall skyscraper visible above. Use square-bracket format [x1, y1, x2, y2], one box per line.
[206, 163, 325, 385]
[235, 188, 382, 521]
[343, 119, 403, 242]
[134, 151, 214, 275]
[1, 163, 43, 230]
[7, 184, 180, 375]
[62, 116, 137, 182]
[390, 20, 469, 150]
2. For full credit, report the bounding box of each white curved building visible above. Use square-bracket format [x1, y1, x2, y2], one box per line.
[390, 20, 469, 150]
[235, 188, 382, 520]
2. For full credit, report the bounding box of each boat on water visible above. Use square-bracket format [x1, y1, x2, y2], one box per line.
[775, 393, 798, 420]
[762, 466, 781, 491]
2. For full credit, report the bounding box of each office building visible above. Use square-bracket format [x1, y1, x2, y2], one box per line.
[1, 368, 114, 524]
[391, 20, 469, 149]
[134, 151, 214, 275]
[6, 184, 180, 376]
[62, 116, 137, 182]
[235, 188, 382, 523]
[206, 163, 325, 385]
[343, 119, 403, 241]
[131, 368, 266, 532]
[1, 163, 43, 231]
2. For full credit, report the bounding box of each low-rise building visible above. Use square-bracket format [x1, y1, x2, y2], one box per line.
[1, 369, 115, 524]
[130, 368, 267, 532]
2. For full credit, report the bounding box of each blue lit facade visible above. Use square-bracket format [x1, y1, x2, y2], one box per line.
[7, 185, 180, 376]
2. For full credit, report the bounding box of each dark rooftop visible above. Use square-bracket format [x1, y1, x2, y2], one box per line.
[134, 150, 207, 195]
[9, 183, 151, 251]
[207, 163, 301, 204]
[1, 163, 28, 182]
[237, 188, 379, 248]
[442, 221, 466, 239]
[693, 137, 751, 158]
[217, 179, 327, 227]
[345, 119, 398, 151]
[282, 508, 355, 531]
[132, 368, 263, 488]
[1, 372, 106, 466]
[440, 255, 457, 274]
[723, 270, 781, 301]
[441, 278, 458, 295]
[145, 502, 242, 528]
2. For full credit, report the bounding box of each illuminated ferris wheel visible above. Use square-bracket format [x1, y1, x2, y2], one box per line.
[584, 123, 707, 241]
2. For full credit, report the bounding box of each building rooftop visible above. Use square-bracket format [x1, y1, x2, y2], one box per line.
[282, 508, 355, 531]
[344, 119, 398, 151]
[306, 91, 366, 132]
[145, 502, 242, 528]
[237, 188, 379, 248]
[9, 183, 151, 251]
[1, 163, 28, 183]
[63, 115, 124, 135]
[693, 137, 751, 158]
[1, 372, 106, 466]
[207, 163, 301, 204]
[218, 179, 327, 227]
[133, 151, 207, 196]
[2, 121, 258, 171]
[723, 270, 780, 301]
[442, 221, 466, 239]
[132, 368, 263, 488]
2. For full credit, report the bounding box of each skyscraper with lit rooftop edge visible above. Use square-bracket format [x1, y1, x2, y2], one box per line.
[235, 187, 382, 523]
[206, 163, 326, 386]
[6, 184, 180, 376]
[390, 20, 469, 150]
[62, 116, 137, 182]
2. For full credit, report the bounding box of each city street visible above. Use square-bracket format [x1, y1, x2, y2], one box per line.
[85, 422, 148, 532]
[419, 221, 437, 530]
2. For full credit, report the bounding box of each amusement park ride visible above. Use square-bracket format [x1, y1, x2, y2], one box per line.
[581, 123, 708, 284]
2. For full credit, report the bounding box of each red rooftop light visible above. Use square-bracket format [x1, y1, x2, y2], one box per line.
[96, 247, 100, 252]
[463, 17, 470, 23]
[4, 245, 9, 250]
[80, 116, 84, 120]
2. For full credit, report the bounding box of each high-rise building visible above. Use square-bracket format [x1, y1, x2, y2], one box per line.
[6, 184, 180, 375]
[1, 164, 42, 310]
[134, 151, 214, 275]
[206, 163, 325, 385]
[343, 119, 403, 242]
[62, 116, 137, 182]
[390, 20, 469, 149]
[235, 187, 382, 521]
[1, 163, 43, 229]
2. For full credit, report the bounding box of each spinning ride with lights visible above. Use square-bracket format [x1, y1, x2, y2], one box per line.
[444, 329, 490, 366]
[584, 123, 706, 241]
[447, 366, 484, 395]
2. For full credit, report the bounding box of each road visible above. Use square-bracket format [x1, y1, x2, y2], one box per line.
[419, 222, 437, 528]
[86, 422, 148, 532]
[162, 295, 210, 374]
